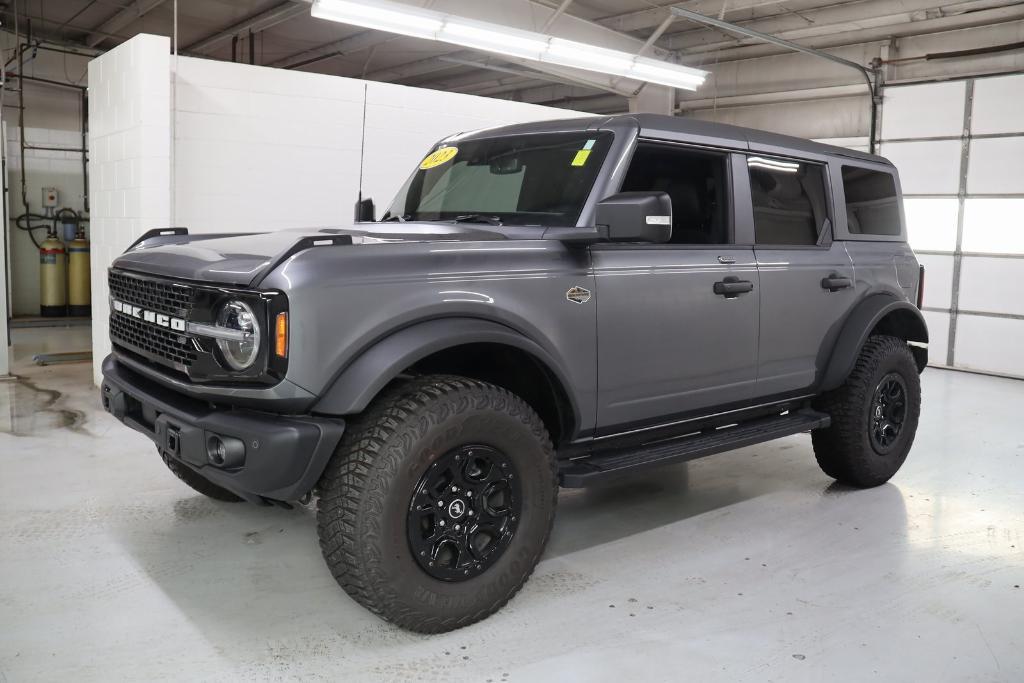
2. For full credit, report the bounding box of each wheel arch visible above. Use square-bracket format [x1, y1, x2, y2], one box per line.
[311, 318, 579, 444]
[820, 295, 928, 392]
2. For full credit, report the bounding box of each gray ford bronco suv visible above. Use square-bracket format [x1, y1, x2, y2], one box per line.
[101, 114, 927, 633]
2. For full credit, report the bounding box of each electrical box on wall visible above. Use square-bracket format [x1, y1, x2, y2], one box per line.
[42, 187, 58, 208]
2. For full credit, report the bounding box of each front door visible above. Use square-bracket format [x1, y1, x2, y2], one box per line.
[592, 245, 760, 431]
[592, 142, 759, 433]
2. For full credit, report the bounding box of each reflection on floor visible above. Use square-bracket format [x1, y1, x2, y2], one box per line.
[1, 326, 1022, 680]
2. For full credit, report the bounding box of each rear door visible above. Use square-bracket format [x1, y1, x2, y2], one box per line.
[592, 143, 760, 432]
[745, 153, 857, 396]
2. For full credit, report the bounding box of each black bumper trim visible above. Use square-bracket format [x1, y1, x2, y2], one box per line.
[101, 355, 344, 502]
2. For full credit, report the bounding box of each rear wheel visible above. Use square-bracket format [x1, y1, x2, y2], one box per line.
[316, 375, 557, 633]
[812, 335, 921, 487]
[160, 450, 243, 502]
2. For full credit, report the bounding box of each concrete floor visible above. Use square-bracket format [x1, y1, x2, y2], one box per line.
[1, 326, 1022, 682]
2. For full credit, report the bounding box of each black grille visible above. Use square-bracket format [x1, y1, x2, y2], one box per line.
[110, 313, 198, 367]
[108, 270, 194, 316]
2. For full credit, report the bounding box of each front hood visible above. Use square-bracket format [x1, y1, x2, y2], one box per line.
[112, 223, 505, 286]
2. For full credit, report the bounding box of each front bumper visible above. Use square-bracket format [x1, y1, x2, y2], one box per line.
[100, 355, 345, 503]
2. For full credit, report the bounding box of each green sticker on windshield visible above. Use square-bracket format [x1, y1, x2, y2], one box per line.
[571, 139, 597, 167]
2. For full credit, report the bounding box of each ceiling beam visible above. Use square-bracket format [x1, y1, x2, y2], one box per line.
[267, 30, 397, 69]
[183, 1, 309, 54]
[595, 0, 791, 35]
[673, 1, 1024, 63]
[430, 56, 621, 94]
[85, 0, 169, 47]
[663, 0, 1017, 52]
[363, 51, 473, 82]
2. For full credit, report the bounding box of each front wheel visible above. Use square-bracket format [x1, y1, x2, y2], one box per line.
[812, 335, 922, 488]
[316, 375, 558, 633]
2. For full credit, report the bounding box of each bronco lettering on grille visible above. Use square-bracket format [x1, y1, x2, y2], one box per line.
[112, 299, 186, 332]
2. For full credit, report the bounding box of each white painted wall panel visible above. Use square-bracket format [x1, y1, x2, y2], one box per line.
[904, 197, 959, 252]
[921, 310, 950, 367]
[957, 257, 1024, 317]
[954, 315, 1024, 378]
[880, 140, 962, 195]
[967, 137, 1024, 195]
[915, 253, 953, 311]
[962, 199, 1024, 255]
[881, 81, 965, 140]
[971, 74, 1024, 135]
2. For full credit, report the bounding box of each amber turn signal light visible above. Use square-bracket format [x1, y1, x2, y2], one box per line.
[275, 312, 288, 358]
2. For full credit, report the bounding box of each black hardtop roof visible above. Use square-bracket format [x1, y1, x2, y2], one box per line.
[452, 113, 888, 166]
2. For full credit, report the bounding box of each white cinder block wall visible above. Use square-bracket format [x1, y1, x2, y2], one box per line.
[88, 35, 172, 385]
[90, 35, 588, 384]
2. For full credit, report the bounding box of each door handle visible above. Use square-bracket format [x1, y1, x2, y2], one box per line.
[821, 274, 853, 291]
[714, 276, 754, 297]
[717, 255, 736, 264]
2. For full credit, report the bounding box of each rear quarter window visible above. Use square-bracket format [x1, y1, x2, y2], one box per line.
[841, 166, 902, 236]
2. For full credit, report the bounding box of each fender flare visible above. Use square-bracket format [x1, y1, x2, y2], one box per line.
[820, 294, 929, 392]
[312, 317, 580, 426]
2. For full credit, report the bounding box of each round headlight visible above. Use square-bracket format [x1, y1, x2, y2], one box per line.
[215, 300, 260, 370]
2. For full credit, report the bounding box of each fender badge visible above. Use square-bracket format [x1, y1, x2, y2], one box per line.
[566, 286, 592, 304]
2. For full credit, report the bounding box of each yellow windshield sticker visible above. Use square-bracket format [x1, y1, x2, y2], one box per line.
[419, 146, 459, 170]
[571, 139, 597, 167]
[570, 149, 591, 167]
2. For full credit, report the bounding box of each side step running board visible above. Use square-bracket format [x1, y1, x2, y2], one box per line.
[559, 409, 830, 488]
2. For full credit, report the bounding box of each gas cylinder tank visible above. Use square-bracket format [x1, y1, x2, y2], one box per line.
[67, 233, 91, 317]
[40, 235, 67, 317]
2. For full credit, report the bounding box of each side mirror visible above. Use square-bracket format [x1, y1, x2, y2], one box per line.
[354, 196, 376, 222]
[594, 191, 672, 243]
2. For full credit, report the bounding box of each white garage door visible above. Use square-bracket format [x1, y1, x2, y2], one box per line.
[880, 74, 1024, 379]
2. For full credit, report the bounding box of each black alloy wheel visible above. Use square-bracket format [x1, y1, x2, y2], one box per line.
[407, 444, 521, 582]
[869, 372, 907, 454]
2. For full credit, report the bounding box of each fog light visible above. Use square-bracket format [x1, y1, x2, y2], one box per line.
[206, 434, 246, 468]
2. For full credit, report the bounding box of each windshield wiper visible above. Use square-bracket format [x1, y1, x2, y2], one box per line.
[452, 214, 503, 226]
[380, 212, 409, 222]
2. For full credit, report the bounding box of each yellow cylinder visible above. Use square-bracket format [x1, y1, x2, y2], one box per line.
[68, 236, 91, 317]
[40, 236, 67, 317]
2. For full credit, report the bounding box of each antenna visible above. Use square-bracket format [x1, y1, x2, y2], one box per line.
[356, 82, 368, 205]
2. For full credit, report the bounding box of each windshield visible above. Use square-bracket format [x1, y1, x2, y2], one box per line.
[383, 131, 613, 228]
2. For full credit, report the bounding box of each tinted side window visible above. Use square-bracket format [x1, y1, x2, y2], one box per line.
[620, 143, 729, 245]
[841, 166, 901, 236]
[748, 156, 828, 246]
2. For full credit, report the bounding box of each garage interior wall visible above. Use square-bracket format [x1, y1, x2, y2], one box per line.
[1, 46, 91, 318]
[88, 34, 588, 385]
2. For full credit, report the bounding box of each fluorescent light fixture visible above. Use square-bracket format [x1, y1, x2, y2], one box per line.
[442, 20, 548, 61]
[546, 38, 636, 73]
[310, 0, 708, 91]
[311, 0, 442, 40]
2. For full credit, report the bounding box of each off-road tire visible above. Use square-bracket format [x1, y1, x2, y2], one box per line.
[316, 375, 558, 633]
[812, 335, 921, 487]
[159, 450, 244, 502]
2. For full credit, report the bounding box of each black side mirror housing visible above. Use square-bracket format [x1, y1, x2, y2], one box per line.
[355, 197, 376, 222]
[594, 191, 672, 243]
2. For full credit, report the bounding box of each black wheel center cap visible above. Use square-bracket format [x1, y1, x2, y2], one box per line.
[447, 499, 466, 519]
